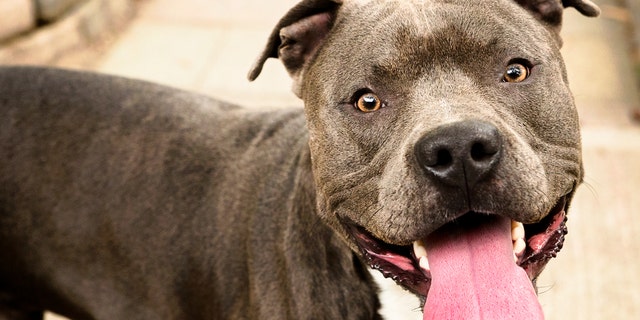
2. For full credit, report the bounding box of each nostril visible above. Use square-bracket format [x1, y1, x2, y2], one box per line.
[470, 141, 498, 162]
[434, 149, 453, 167]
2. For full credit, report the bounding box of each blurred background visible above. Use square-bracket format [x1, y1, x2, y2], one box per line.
[1, 0, 639, 319]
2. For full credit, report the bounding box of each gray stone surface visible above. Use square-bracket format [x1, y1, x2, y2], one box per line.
[0, 0, 134, 65]
[0, 0, 35, 42]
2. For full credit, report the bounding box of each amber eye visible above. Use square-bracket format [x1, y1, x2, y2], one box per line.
[503, 63, 530, 83]
[356, 93, 382, 112]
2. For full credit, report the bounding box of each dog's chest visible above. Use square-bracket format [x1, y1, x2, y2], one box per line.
[370, 270, 422, 319]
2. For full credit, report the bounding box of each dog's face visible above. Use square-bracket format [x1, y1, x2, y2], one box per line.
[303, 0, 579, 239]
[250, 0, 598, 317]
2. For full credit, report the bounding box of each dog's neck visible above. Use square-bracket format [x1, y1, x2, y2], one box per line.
[256, 141, 382, 319]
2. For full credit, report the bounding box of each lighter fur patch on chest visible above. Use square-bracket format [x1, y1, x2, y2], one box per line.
[370, 269, 423, 319]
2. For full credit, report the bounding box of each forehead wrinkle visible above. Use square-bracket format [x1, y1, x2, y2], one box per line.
[373, 24, 502, 81]
[337, 0, 557, 85]
[364, 1, 444, 79]
[339, 0, 436, 78]
[370, 1, 506, 69]
[370, 1, 556, 81]
[348, 0, 436, 32]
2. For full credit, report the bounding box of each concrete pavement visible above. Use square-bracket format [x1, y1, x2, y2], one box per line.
[65, 0, 303, 108]
[35, 0, 640, 319]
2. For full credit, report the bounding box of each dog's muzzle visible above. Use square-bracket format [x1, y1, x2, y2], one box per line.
[344, 120, 567, 319]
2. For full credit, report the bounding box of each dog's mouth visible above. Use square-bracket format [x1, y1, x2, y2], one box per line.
[345, 195, 568, 318]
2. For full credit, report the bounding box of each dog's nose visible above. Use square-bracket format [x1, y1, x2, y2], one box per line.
[414, 120, 503, 188]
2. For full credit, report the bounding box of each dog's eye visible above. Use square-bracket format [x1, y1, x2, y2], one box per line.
[356, 93, 382, 112]
[503, 63, 530, 83]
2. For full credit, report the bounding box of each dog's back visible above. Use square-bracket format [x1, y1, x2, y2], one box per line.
[0, 67, 341, 319]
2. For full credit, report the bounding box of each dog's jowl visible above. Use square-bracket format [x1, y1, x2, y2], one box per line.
[1, 0, 599, 319]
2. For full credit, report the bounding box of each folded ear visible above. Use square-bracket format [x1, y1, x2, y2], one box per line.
[514, 0, 600, 30]
[563, 0, 601, 16]
[247, 0, 342, 97]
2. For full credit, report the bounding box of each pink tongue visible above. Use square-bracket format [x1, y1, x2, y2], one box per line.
[423, 215, 544, 320]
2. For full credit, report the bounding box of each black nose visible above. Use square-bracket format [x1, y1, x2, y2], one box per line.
[414, 120, 503, 188]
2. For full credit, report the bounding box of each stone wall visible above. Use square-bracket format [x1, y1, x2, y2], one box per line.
[0, 0, 136, 65]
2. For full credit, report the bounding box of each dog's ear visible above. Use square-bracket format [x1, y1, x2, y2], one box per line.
[248, 0, 342, 96]
[514, 0, 600, 30]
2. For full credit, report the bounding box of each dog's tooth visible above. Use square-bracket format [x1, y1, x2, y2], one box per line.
[511, 220, 526, 263]
[513, 237, 526, 257]
[413, 240, 427, 259]
[511, 220, 525, 241]
[419, 256, 430, 271]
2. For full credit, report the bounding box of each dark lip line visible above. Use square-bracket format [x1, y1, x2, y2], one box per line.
[341, 219, 431, 296]
[520, 194, 570, 280]
[340, 192, 571, 297]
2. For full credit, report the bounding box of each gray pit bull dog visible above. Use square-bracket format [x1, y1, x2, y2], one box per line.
[0, 0, 599, 319]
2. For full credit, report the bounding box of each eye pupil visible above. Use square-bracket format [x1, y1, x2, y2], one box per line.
[363, 95, 376, 105]
[507, 66, 522, 77]
[356, 93, 382, 112]
[503, 63, 529, 83]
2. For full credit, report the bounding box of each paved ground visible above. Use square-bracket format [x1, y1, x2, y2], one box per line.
[34, 0, 640, 319]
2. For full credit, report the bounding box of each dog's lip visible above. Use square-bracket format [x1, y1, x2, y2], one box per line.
[345, 223, 432, 295]
[343, 194, 570, 297]
[519, 195, 569, 280]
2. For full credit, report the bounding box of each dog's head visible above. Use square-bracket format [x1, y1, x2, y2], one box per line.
[250, 0, 598, 318]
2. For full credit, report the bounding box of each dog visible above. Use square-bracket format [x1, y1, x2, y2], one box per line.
[0, 0, 599, 319]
